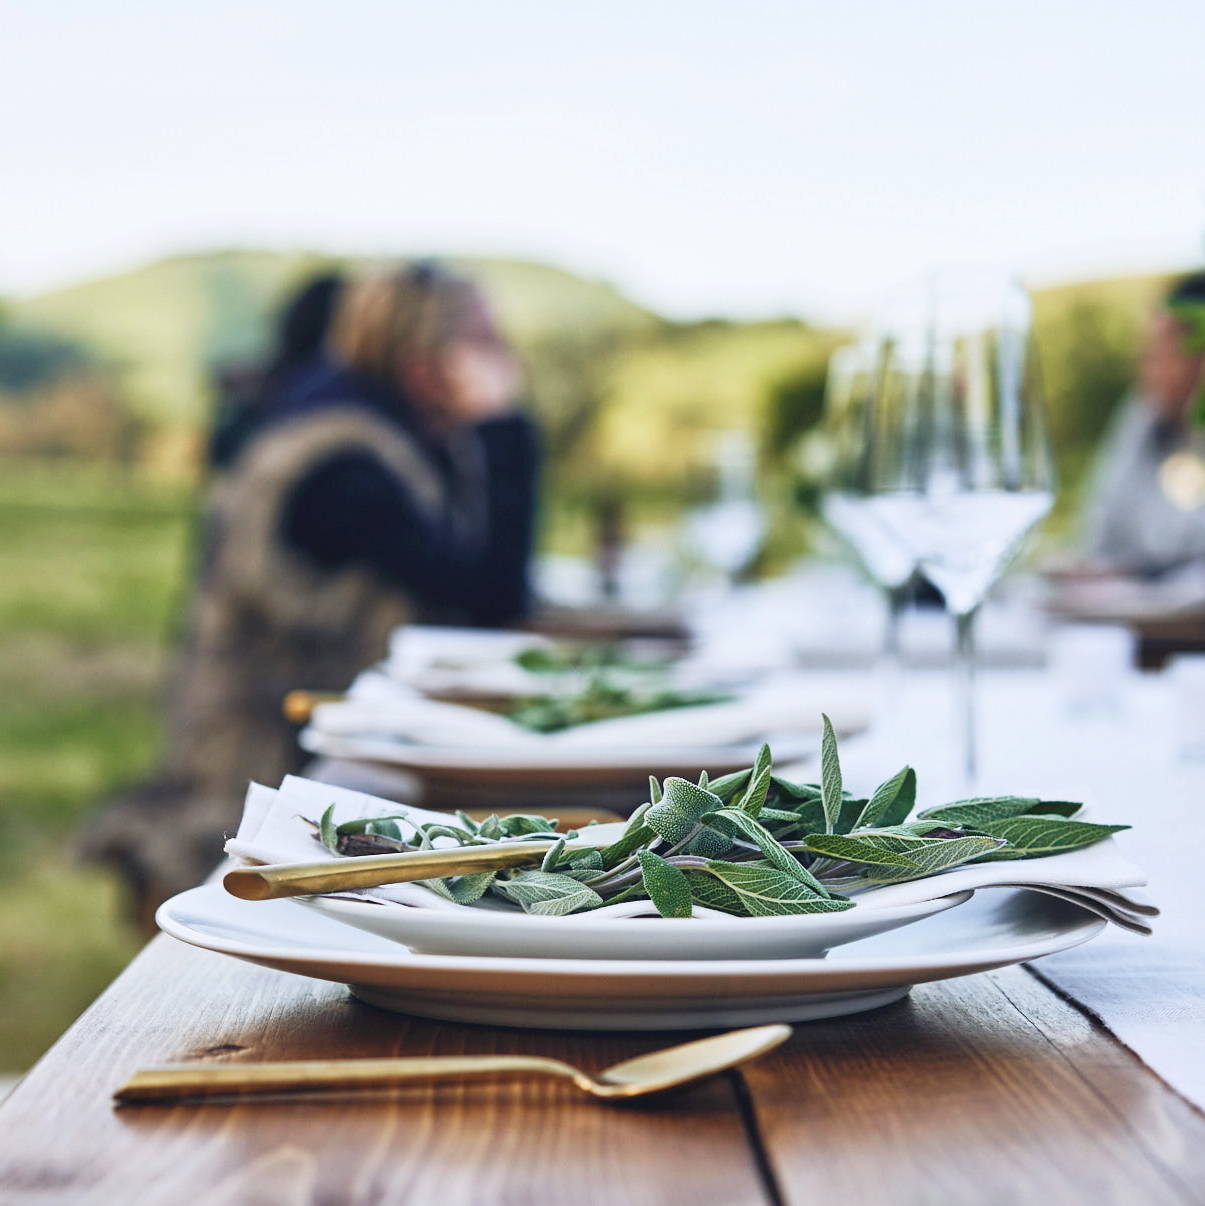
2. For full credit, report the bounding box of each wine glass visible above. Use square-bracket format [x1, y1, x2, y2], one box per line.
[862, 269, 1055, 785]
[819, 342, 916, 668]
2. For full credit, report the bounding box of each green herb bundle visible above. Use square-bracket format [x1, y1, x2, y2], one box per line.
[508, 643, 724, 733]
[311, 717, 1128, 918]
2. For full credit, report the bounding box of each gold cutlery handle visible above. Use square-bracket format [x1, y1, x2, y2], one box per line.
[281, 690, 345, 724]
[115, 1055, 579, 1104]
[224, 843, 555, 900]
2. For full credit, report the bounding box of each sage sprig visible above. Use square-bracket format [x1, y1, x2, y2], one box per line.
[308, 720, 1129, 918]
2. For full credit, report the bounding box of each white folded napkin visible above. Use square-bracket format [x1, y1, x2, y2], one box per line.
[303, 669, 868, 758]
[385, 626, 559, 697]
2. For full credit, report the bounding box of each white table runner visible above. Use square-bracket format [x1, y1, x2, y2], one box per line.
[834, 667, 1205, 1113]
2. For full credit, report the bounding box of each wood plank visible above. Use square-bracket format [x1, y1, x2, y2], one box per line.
[737, 965, 1205, 1206]
[0, 937, 769, 1206]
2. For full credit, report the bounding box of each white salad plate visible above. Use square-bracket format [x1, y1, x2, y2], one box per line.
[297, 889, 972, 961]
[157, 885, 1104, 1030]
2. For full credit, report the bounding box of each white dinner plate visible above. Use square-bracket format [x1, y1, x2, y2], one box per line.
[296, 733, 821, 812]
[298, 890, 971, 961]
[157, 885, 1104, 1030]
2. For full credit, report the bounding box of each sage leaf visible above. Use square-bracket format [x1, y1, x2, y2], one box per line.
[319, 804, 338, 853]
[569, 848, 604, 871]
[739, 760, 774, 819]
[497, 814, 559, 837]
[855, 835, 1006, 883]
[688, 873, 749, 916]
[685, 826, 735, 858]
[855, 766, 916, 830]
[701, 861, 855, 916]
[704, 808, 831, 895]
[820, 713, 842, 834]
[335, 813, 412, 836]
[637, 850, 694, 917]
[969, 816, 1129, 861]
[647, 776, 724, 844]
[364, 818, 402, 840]
[444, 872, 496, 904]
[917, 796, 1081, 828]
[708, 767, 753, 803]
[493, 871, 603, 916]
[800, 832, 923, 869]
[600, 803, 655, 867]
[540, 837, 567, 872]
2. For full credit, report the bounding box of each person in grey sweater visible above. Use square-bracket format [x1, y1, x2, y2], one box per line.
[1083, 273, 1205, 577]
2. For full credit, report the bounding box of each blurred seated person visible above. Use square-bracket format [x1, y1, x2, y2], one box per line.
[83, 262, 541, 921]
[1082, 272, 1205, 577]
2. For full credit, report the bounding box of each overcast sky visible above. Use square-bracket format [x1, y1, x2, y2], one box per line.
[5, 0, 1204, 321]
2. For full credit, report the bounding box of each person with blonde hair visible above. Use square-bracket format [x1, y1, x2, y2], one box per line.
[83, 262, 541, 921]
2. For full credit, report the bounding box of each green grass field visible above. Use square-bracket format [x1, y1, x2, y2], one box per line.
[0, 463, 194, 1072]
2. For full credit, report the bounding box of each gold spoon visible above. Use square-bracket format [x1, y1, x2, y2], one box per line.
[114, 1024, 792, 1105]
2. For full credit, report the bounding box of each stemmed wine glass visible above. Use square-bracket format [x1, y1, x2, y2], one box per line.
[819, 342, 916, 671]
[861, 269, 1055, 786]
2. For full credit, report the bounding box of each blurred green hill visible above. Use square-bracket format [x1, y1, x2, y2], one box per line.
[0, 250, 1177, 501]
[7, 251, 667, 469]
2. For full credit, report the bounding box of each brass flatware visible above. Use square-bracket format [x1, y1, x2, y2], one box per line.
[114, 1024, 792, 1105]
[282, 689, 343, 724]
[225, 845, 557, 900]
[223, 822, 628, 901]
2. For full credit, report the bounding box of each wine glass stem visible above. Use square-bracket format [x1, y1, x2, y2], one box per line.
[955, 607, 980, 789]
[883, 582, 907, 668]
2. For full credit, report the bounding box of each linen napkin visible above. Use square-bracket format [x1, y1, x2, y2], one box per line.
[301, 669, 868, 761]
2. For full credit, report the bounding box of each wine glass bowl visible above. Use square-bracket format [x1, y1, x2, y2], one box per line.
[860, 269, 1055, 783]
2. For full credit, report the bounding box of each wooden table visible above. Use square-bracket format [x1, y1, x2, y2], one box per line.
[2, 930, 1203, 1205]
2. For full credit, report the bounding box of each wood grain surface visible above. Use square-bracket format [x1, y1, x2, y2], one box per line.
[1, 936, 1203, 1205]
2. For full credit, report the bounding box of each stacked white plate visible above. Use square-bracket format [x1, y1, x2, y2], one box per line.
[158, 885, 1104, 1030]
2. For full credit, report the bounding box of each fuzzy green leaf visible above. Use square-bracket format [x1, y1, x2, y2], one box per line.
[600, 817, 656, 868]
[969, 816, 1128, 861]
[855, 766, 916, 830]
[493, 871, 603, 916]
[700, 861, 855, 916]
[647, 776, 724, 844]
[854, 835, 1006, 883]
[335, 813, 413, 836]
[708, 767, 753, 803]
[637, 850, 694, 917]
[820, 714, 843, 834]
[739, 761, 774, 819]
[319, 804, 339, 853]
[444, 872, 497, 904]
[496, 814, 559, 837]
[688, 874, 749, 915]
[917, 796, 1082, 827]
[800, 832, 923, 868]
[540, 837, 567, 872]
[704, 808, 831, 895]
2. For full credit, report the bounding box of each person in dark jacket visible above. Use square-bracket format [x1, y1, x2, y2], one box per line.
[83, 262, 541, 923]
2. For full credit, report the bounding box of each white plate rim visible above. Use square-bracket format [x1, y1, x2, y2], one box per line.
[158, 884, 1105, 982]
